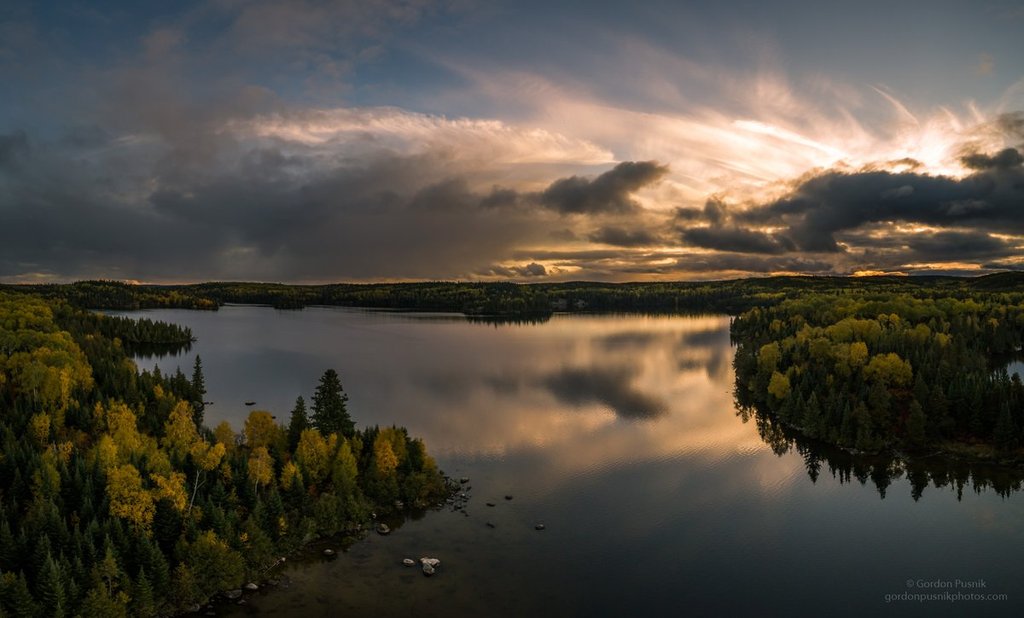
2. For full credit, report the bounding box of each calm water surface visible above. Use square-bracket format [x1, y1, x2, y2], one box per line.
[120, 307, 1024, 617]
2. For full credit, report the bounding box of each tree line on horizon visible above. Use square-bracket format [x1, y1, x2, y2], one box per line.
[4, 271, 1023, 316]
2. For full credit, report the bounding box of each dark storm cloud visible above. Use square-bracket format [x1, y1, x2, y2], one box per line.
[676, 198, 794, 254]
[478, 262, 548, 278]
[539, 161, 668, 214]
[674, 253, 834, 274]
[588, 226, 658, 247]
[681, 226, 794, 254]
[542, 366, 666, 419]
[0, 129, 560, 280]
[961, 147, 1024, 170]
[904, 230, 1017, 260]
[738, 147, 1024, 253]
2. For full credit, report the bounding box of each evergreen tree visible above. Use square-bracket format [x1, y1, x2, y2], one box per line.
[0, 571, 37, 618]
[191, 356, 206, 425]
[311, 369, 353, 437]
[37, 555, 65, 618]
[906, 401, 928, 447]
[287, 396, 309, 451]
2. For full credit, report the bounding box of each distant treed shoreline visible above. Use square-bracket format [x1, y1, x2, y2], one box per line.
[3, 272, 1024, 315]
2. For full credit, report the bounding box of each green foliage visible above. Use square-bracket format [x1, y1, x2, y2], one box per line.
[311, 369, 353, 438]
[732, 286, 1024, 454]
[0, 292, 451, 616]
[287, 396, 308, 452]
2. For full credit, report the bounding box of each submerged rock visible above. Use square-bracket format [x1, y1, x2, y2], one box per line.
[486, 502, 496, 507]
[504, 495, 513, 500]
[459, 477, 470, 484]
[535, 523, 545, 531]
[486, 522, 496, 528]
[224, 589, 242, 600]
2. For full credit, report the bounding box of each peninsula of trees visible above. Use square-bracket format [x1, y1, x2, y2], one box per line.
[0, 293, 449, 617]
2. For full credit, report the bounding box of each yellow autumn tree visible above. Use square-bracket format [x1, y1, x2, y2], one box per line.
[279, 461, 303, 492]
[213, 421, 236, 453]
[330, 438, 359, 495]
[244, 411, 281, 450]
[107, 464, 155, 531]
[28, 412, 50, 447]
[372, 432, 399, 478]
[295, 428, 331, 486]
[162, 401, 199, 463]
[247, 446, 274, 494]
[187, 441, 225, 514]
[94, 433, 119, 471]
[103, 401, 143, 459]
[151, 472, 188, 512]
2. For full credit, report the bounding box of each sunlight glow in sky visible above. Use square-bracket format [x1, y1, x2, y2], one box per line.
[1, 0, 1023, 282]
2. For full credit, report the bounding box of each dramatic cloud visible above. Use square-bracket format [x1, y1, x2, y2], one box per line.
[680, 226, 794, 254]
[738, 147, 1024, 254]
[539, 161, 668, 214]
[2, 1, 1024, 281]
[588, 226, 659, 247]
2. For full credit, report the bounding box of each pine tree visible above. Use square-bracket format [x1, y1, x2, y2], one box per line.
[287, 396, 309, 451]
[131, 568, 156, 617]
[906, 400, 928, 447]
[0, 571, 37, 618]
[993, 404, 1018, 451]
[37, 554, 66, 618]
[191, 356, 206, 425]
[311, 369, 353, 437]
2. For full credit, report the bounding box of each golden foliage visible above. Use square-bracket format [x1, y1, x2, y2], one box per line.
[107, 464, 155, 531]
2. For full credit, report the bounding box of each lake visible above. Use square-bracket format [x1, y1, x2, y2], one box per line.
[119, 306, 1023, 617]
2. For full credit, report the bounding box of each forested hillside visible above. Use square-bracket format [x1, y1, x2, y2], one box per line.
[0, 293, 448, 617]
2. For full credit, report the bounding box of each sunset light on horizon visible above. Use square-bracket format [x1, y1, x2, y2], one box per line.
[2, 0, 1022, 283]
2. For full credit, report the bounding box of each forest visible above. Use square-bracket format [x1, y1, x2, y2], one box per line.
[7, 272, 1023, 316]
[0, 293, 449, 617]
[732, 290, 1024, 459]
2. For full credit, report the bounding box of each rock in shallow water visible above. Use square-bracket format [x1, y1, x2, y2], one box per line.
[422, 564, 435, 576]
[403, 558, 416, 566]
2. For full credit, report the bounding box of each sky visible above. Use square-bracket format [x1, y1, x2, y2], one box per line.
[1, 0, 1023, 283]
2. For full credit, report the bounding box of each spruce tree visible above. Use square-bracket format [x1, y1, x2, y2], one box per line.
[287, 396, 309, 451]
[191, 356, 206, 425]
[311, 369, 353, 437]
